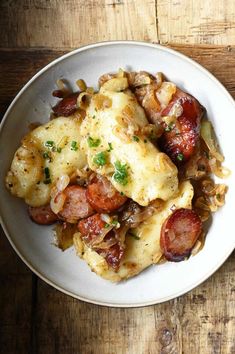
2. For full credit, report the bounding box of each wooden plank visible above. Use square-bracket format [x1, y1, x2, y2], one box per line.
[0, 45, 235, 353]
[157, 0, 235, 45]
[31, 251, 235, 354]
[0, 0, 158, 48]
[1, 44, 234, 116]
[0, 227, 32, 354]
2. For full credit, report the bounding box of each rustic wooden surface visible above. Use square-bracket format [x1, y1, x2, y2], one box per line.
[0, 1, 235, 354]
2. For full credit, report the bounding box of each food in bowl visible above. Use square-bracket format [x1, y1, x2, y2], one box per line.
[5, 70, 229, 281]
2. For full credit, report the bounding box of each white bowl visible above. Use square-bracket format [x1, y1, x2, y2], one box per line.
[0, 41, 234, 307]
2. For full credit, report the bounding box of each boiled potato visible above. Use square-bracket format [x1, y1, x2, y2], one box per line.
[80, 88, 178, 206]
[6, 116, 87, 206]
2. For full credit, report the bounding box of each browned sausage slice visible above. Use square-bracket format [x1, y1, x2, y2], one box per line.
[52, 92, 79, 117]
[28, 204, 58, 225]
[78, 213, 124, 270]
[78, 213, 106, 244]
[97, 243, 124, 270]
[59, 185, 94, 223]
[159, 89, 204, 164]
[160, 208, 202, 262]
[86, 175, 127, 213]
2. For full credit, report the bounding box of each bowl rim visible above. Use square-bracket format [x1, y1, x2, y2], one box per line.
[0, 40, 235, 308]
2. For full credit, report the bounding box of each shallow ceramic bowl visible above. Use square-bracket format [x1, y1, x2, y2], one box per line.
[0, 41, 234, 307]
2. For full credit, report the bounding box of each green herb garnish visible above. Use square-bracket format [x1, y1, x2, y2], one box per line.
[93, 152, 107, 166]
[42, 152, 50, 160]
[113, 161, 128, 186]
[87, 136, 101, 148]
[107, 142, 113, 152]
[57, 147, 62, 153]
[133, 135, 140, 142]
[45, 140, 55, 148]
[44, 167, 50, 179]
[112, 220, 118, 226]
[104, 223, 110, 228]
[43, 167, 51, 184]
[129, 232, 140, 240]
[71, 141, 78, 151]
[165, 122, 175, 132]
[92, 115, 96, 119]
[176, 153, 184, 162]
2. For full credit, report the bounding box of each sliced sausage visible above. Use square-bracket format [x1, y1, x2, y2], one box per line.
[86, 175, 127, 213]
[59, 185, 94, 223]
[28, 204, 58, 225]
[97, 243, 124, 270]
[160, 208, 202, 262]
[78, 213, 124, 270]
[52, 92, 79, 117]
[78, 213, 106, 244]
[159, 89, 204, 164]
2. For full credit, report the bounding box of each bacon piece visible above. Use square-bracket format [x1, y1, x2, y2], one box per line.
[52, 92, 79, 117]
[28, 204, 58, 225]
[160, 208, 202, 262]
[159, 89, 204, 164]
[78, 213, 124, 270]
[86, 175, 127, 213]
[59, 185, 94, 223]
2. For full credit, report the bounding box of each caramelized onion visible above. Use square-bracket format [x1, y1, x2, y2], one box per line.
[87, 225, 114, 247]
[54, 222, 77, 251]
[200, 120, 224, 162]
[120, 201, 157, 228]
[209, 158, 231, 179]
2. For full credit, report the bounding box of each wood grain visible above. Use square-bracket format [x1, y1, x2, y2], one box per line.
[0, 45, 235, 354]
[0, 227, 32, 354]
[33, 252, 235, 354]
[1, 45, 235, 115]
[0, 0, 158, 48]
[1, 0, 235, 49]
[157, 0, 235, 45]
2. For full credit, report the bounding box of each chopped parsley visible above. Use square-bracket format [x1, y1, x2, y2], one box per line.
[43, 167, 51, 184]
[120, 191, 125, 196]
[113, 161, 128, 186]
[111, 220, 118, 226]
[71, 141, 78, 151]
[133, 135, 140, 142]
[45, 140, 55, 148]
[87, 136, 101, 148]
[57, 147, 62, 153]
[42, 151, 50, 160]
[216, 193, 221, 200]
[129, 232, 140, 240]
[107, 142, 113, 152]
[93, 152, 107, 166]
[165, 122, 175, 132]
[104, 223, 110, 228]
[176, 153, 184, 162]
[92, 115, 96, 119]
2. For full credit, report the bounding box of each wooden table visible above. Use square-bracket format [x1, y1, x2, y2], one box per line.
[0, 1, 235, 353]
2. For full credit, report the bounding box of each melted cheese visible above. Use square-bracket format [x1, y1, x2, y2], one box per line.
[73, 181, 194, 281]
[80, 89, 178, 206]
[6, 117, 86, 207]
